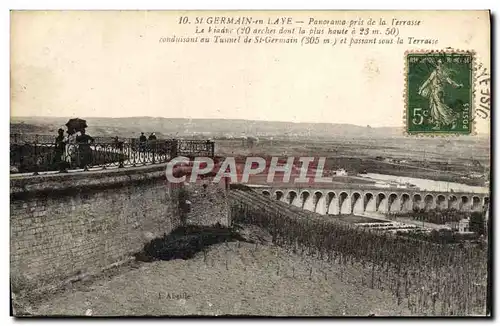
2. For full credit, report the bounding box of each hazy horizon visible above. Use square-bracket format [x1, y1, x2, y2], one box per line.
[10, 11, 489, 134]
[11, 114, 404, 128]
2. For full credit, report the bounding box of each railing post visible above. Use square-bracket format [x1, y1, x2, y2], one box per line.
[152, 141, 156, 164]
[118, 141, 124, 168]
[131, 140, 137, 167]
[171, 139, 179, 159]
[100, 144, 107, 170]
[84, 144, 89, 171]
[33, 142, 39, 176]
[75, 144, 81, 171]
[141, 141, 147, 166]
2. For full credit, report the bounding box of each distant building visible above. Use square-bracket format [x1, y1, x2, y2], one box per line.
[472, 160, 482, 168]
[241, 136, 259, 148]
[333, 168, 348, 176]
[375, 182, 390, 188]
[446, 219, 470, 233]
[458, 218, 470, 233]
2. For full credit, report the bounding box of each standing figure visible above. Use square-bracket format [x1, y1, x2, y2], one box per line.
[53, 128, 66, 169]
[64, 128, 81, 168]
[148, 132, 157, 154]
[76, 129, 94, 169]
[113, 136, 121, 150]
[139, 132, 147, 152]
[418, 59, 463, 130]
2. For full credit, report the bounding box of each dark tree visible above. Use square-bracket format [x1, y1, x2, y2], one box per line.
[469, 211, 485, 235]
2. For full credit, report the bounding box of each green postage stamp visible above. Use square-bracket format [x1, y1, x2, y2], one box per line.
[405, 50, 474, 135]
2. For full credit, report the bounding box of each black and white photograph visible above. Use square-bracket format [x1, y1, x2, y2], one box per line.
[8, 9, 492, 317]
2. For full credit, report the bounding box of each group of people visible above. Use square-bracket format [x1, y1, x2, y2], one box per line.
[54, 127, 94, 170]
[139, 132, 157, 142]
[138, 132, 157, 151]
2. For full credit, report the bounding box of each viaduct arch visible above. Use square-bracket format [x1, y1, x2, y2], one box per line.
[258, 187, 489, 215]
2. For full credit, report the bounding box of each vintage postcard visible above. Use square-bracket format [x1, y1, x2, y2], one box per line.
[10, 10, 491, 317]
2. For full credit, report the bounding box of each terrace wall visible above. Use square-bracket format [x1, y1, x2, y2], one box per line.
[10, 164, 228, 294]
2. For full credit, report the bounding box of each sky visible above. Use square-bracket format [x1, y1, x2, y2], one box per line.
[10, 11, 491, 132]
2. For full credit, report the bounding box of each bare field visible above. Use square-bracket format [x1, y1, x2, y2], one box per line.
[217, 138, 489, 163]
[216, 138, 489, 186]
[24, 242, 411, 317]
[218, 137, 490, 163]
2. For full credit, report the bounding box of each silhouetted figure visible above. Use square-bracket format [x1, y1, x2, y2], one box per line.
[53, 128, 66, 169]
[147, 133, 157, 153]
[76, 129, 94, 169]
[55, 128, 65, 146]
[139, 132, 147, 152]
[113, 136, 120, 149]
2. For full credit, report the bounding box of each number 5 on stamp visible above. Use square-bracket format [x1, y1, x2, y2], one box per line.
[405, 50, 474, 135]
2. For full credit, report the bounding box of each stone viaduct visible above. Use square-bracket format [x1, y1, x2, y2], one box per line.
[252, 185, 489, 215]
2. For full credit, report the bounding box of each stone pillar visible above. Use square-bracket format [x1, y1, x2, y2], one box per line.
[303, 193, 315, 212]
[327, 197, 339, 215]
[315, 195, 327, 215]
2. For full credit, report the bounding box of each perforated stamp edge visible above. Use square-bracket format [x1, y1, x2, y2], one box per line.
[403, 48, 477, 138]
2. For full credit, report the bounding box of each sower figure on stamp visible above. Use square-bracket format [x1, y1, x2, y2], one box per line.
[418, 59, 463, 130]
